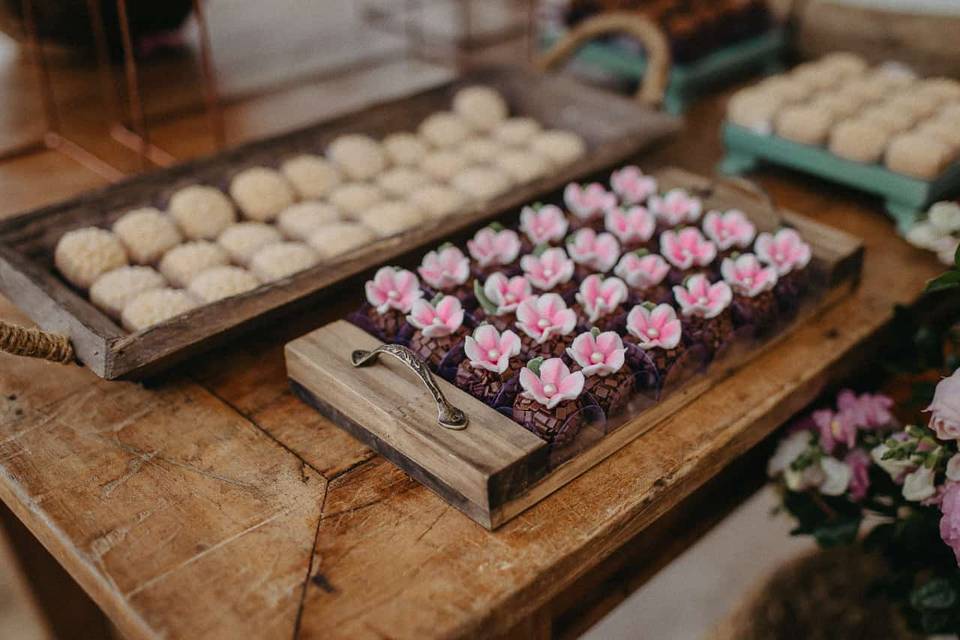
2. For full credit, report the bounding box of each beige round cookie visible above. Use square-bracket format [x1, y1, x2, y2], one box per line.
[112, 207, 182, 265]
[915, 120, 960, 152]
[307, 222, 376, 259]
[867, 67, 916, 92]
[841, 77, 888, 104]
[276, 201, 340, 241]
[121, 288, 198, 332]
[808, 93, 861, 119]
[495, 149, 550, 183]
[755, 77, 810, 104]
[493, 117, 542, 147]
[459, 137, 504, 164]
[936, 103, 960, 123]
[168, 185, 236, 240]
[188, 266, 260, 303]
[726, 88, 782, 132]
[884, 93, 941, 120]
[818, 52, 868, 77]
[418, 111, 471, 148]
[328, 183, 385, 219]
[158, 240, 229, 288]
[326, 134, 387, 181]
[376, 167, 431, 197]
[774, 105, 834, 145]
[452, 85, 509, 131]
[217, 222, 283, 265]
[790, 63, 841, 91]
[916, 78, 960, 103]
[229, 167, 296, 222]
[359, 201, 426, 238]
[90, 266, 166, 319]
[249, 242, 318, 282]
[451, 166, 513, 201]
[529, 130, 586, 166]
[55, 227, 128, 290]
[420, 149, 470, 182]
[829, 119, 891, 164]
[885, 132, 952, 179]
[407, 184, 468, 220]
[280, 154, 341, 199]
[860, 104, 916, 134]
[382, 132, 429, 167]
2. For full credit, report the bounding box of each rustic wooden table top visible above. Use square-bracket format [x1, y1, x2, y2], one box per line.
[0, 21, 946, 640]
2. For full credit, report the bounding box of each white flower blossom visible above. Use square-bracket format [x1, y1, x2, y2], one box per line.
[947, 453, 960, 482]
[871, 443, 914, 479]
[905, 221, 947, 250]
[929, 201, 960, 234]
[903, 466, 937, 502]
[819, 457, 852, 496]
[767, 431, 812, 477]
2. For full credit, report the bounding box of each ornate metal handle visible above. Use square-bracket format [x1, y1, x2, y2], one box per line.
[351, 344, 468, 430]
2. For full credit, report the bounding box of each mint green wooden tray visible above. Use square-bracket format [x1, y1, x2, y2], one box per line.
[541, 28, 787, 115]
[719, 123, 960, 232]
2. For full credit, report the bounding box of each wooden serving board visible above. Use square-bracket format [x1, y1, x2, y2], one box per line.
[0, 66, 680, 380]
[286, 167, 864, 529]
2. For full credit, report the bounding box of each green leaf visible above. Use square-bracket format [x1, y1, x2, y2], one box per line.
[911, 578, 958, 611]
[590, 326, 601, 338]
[925, 270, 960, 293]
[811, 515, 862, 548]
[526, 357, 544, 376]
[955, 242, 960, 268]
[488, 222, 505, 232]
[474, 279, 498, 315]
[430, 292, 444, 306]
[533, 243, 549, 257]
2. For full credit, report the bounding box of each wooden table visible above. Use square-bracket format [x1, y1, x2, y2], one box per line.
[0, 24, 946, 640]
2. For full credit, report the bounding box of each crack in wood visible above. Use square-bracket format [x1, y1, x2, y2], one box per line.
[292, 481, 329, 640]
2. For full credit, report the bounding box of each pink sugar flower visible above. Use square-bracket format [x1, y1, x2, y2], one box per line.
[406, 295, 464, 338]
[625, 303, 682, 350]
[521, 247, 575, 291]
[468, 226, 521, 268]
[566, 228, 621, 273]
[703, 209, 756, 251]
[614, 252, 669, 289]
[482, 272, 533, 315]
[519, 204, 569, 246]
[567, 330, 626, 377]
[519, 357, 584, 409]
[845, 449, 872, 502]
[364, 266, 422, 314]
[650, 189, 703, 226]
[812, 408, 858, 455]
[564, 182, 617, 221]
[940, 481, 960, 565]
[610, 166, 658, 205]
[837, 390, 894, 430]
[515, 293, 577, 344]
[605, 205, 656, 245]
[672, 275, 732, 319]
[418, 245, 470, 290]
[721, 253, 778, 298]
[463, 325, 521, 374]
[755, 228, 812, 276]
[660, 227, 717, 270]
[575, 275, 628, 323]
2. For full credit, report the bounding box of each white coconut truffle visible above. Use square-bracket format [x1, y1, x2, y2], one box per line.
[307, 222, 376, 259]
[54, 227, 128, 290]
[755, 77, 810, 104]
[884, 93, 941, 120]
[187, 266, 260, 303]
[726, 88, 782, 132]
[229, 167, 295, 222]
[529, 130, 586, 166]
[420, 149, 470, 182]
[493, 117, 542, 147]
[249, 242, 318, 282]
[328, 183, 385, 219]
[121, 288, 198, 332]
[775, 105, 834, 145]
[451, 166, 513, 201]
[418, 111, 471, 148]
[829, 119, 891, 164]
[885, 132, 952, 179]
[382, 132, 429, 167]
[916, 78, 960, 103]
[217, 222, 283, 265]
[495, 149, 551, 183]
[819, 52, 868, 77]
[111, 207, 182, 265]
[915, 120, 960, 152]
[407, 184, 468, 219]
[460, 137, 504, 164]
[89, 266, 165, 319]
[376, 167, 431, 197]
[359, 201, 426, 238]
[280, 154, 341, 200]
[861, 104, 916, 134]
[842, 77, 888, 104]
[790, 62, 841, 91]
[452, 85, 509, 131]
[168, 185, 236, 240]
[276, 201, 340, 240]
[936, 103, 960, 123]
[327, 134, 386, 181]
[158, 240, 229, 288]
[808, 93, 861, 119]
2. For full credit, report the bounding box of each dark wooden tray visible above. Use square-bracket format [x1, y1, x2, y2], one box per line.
[0, 66, 680, 379]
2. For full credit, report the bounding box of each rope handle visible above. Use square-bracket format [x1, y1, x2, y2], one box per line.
[536, 12, 672, 108]
[0, 320, 74, 364]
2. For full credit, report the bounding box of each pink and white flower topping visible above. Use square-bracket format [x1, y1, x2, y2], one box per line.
[566, 228, 621, 273]
[418, 245, 470, 290]
[519, 204, 569, 246]
[614, 252, 669, 289]
[364, 266, 422, 314]
[521, 247, 575, 291]
[610, 166, 658, 205]
[567, 330, 626, 377]
[605, 205, 656, 245]
[519, 357, 584, 409]
[673, 274, 732, 319]
[406, 295, 464, 338]
[480, 272, 533, 315]
[755, 228, 812, 276]
[702, 209, 756, 251]
[927, 368, 960, 441]
[649, 189, 703, 227]
[564, 182, 617, 221]
[660, 227, 717, 270]
[515, 293, 577, 344]
[721, 253, 778, 298]
[575, 275, 628, 323]
[463, 325, 521, 374]
[467, 226, 521, 268]
[625, 303, 682, 350]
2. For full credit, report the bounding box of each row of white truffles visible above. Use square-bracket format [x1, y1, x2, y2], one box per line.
[53, 85, 587, 332]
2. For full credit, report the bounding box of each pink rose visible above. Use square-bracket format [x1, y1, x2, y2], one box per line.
[927, 368, 960, 440]
[845, 449, 871, 502]
[940, 481, 960, 565]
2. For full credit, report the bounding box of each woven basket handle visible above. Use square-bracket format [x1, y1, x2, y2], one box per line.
[536, 12, 672, 108]
[0, 320, 75, 364]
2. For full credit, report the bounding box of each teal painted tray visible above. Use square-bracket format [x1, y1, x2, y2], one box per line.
[541, 28, 787, 114]
[719, 123, 960, 231]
